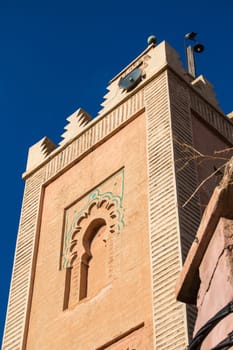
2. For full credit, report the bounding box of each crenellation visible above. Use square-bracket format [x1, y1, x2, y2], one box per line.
[59, 108, 92, 146]
[191, 75, 221, 110]
[98, 41, 186, 117]
[26, 136, 57, 172]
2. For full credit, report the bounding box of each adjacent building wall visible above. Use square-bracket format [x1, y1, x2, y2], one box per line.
[176, 158, 233, 349]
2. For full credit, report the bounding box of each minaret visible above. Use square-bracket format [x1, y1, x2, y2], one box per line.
[2, 38, 233, 350]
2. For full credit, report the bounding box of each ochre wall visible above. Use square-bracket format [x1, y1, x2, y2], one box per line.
[25, 113, 154, 350]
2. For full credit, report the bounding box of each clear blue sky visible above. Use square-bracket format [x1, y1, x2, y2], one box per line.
[1, 0, 233, 345]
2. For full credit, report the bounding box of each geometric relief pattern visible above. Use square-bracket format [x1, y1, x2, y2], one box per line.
[61, 168, 125, 270]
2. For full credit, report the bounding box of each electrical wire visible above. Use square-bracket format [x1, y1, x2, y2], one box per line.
[211, 331, 233, 350]
[187, 301, 233, 350]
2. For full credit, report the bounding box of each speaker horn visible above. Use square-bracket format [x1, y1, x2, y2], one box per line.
[194, 43, 204, 53]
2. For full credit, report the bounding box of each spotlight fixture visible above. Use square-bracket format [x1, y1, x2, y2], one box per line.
[184, 32, 204, 77]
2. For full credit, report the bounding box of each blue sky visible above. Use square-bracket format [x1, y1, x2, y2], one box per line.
[1, 0, 233, 345]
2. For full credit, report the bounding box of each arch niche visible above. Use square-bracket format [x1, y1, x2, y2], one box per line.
[64, 199, 119, 309]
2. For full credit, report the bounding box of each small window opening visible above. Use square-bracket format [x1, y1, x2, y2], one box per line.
[79, 218, 107, 300]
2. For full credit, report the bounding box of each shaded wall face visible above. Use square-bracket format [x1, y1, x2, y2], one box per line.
[191, 113, 233, 209]
[26, 113, 154, 350]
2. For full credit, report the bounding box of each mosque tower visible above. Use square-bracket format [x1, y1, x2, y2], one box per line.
[2, 36, 233, 349]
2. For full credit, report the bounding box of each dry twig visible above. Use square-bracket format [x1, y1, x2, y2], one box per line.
[174, 140, 233, 207]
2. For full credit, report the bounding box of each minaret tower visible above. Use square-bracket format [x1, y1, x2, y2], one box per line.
[3, 38, 233, 350]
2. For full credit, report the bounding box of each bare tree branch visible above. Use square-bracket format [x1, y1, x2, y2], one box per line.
[182, 164, 226, 207]
[173, 139, 233, 208]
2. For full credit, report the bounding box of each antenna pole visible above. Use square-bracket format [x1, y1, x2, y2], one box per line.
[186, 45, 196, 78]
[184, 32, 204, 79]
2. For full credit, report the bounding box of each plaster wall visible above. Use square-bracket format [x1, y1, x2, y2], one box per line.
[25, 113, 154, 350]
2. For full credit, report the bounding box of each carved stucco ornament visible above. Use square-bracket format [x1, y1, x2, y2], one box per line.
[61, 169, 125, 269]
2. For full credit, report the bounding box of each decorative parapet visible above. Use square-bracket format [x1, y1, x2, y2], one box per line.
[59, 108, 92, 146]
[227, 111, 233, 119]
[191, 75, 221, 111]
[26, 136, 57, 172]
[41, 88, 144, 181]
[98, 41, 188, 116]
